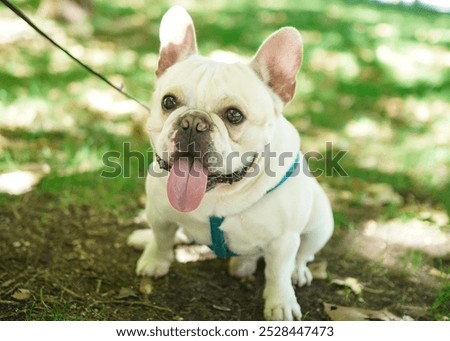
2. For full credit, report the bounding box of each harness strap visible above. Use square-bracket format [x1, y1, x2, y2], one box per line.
[209, 216, 237, 259]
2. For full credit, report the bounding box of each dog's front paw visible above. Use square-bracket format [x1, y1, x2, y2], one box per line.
[264, 298, 302, 321]
[136, 254, 172, 277]
[136, 249, 173, 278]
[263, 287, 302, 321]
[292, 262, 313, 287]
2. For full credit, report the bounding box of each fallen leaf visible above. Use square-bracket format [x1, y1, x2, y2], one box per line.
[11, 289, 31, 301]
[1, 279, 15, 288]
[309, 261, 328, 280]
[116, 287, 138, 300]
[331, 277, 363, 295]
[324, 303, 402, 321]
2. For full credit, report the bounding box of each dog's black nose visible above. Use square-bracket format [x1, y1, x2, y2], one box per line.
[180, 114, 211, 133]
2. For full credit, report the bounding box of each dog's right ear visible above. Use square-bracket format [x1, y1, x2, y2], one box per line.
[156, 6, 198, 77]
[250, 28, 302, 104]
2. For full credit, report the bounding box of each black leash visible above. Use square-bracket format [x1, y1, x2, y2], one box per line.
[0, 0, 151, 113]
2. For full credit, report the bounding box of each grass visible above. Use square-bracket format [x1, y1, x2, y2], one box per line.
[404, 251, 425, 272]
[432, 256, 450, 322]
[25, 300, 106, 321]
[432, 284, 450, 320]
[25, 301, 79, 321]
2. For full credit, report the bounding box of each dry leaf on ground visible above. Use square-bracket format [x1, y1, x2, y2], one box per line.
[331, 277, 363, 295]
[11, 289, 31, 301]
[324, 303, 404, 321]
[116, 287, 138, 299]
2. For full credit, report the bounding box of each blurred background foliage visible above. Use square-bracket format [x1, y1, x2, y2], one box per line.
[0, 0, 449, 319]
[1, 0, 448, 217]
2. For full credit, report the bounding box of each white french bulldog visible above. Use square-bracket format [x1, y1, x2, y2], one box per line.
[128, 6, 333, 321]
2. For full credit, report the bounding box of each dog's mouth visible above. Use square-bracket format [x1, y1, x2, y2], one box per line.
[156, 153, 257, 190]
[155, 153, 257, 212]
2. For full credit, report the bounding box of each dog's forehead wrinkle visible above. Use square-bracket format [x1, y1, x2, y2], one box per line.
[160, 58, 277, 124]
[163, 57, 263, 96]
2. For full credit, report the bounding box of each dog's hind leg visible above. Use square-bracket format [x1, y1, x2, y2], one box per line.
[292, 231, 328, 287]
[229, 254, 262, 278]
[127, 229, 153, 250]
[292, 190, 333, 287]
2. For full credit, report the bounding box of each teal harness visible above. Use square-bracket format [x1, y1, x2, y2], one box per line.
[208, 153, 301, 259]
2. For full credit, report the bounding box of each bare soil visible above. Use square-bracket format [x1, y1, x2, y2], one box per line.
[0, 191, 445, 321]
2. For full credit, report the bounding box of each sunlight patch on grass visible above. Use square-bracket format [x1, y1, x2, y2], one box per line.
[377, 97, 450, 126]
[0, 99, 59, 129]
[362, 218, 450, 257]
[82, 88, 143, 119]
[60, 145, 106, 176]
[376, 43, 449, 86]
[340, 94, 450, 189]
[309, 49, 361, 82]
[0, 169, 45, 195]
[330, 179, 404, 213]
[344, 117, 393, 140]
[0, 100, 76, 132]
[0, 16, 32, 43]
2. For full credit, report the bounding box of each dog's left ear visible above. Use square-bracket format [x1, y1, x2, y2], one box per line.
[156, 6, 198, 77]
[250, 28, 303, 103]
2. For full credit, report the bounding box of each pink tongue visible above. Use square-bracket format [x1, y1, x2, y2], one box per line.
[167, 158, 208, 212]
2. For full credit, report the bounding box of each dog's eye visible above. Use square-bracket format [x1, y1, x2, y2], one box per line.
[162, 95, 177, 111]
[225, 108, 244, 125]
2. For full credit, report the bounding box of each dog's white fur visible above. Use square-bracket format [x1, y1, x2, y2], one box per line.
[128, 6, 333, 321]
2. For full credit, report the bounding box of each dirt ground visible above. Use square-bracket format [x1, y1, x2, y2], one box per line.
[0, 190, 446, 321]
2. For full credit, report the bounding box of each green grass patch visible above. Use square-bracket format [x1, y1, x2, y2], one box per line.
[432, 284, 450, 320]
